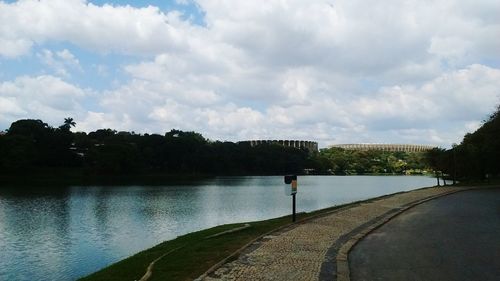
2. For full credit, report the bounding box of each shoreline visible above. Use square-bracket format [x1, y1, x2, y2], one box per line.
[78, 184, 467, 281]
[0, 172, 434, 187]
[198, 185, 488, 281]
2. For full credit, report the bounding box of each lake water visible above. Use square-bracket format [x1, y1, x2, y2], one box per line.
[0, 175, 436, 280]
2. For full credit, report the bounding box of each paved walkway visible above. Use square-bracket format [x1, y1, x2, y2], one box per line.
[198, 186, 470, 281]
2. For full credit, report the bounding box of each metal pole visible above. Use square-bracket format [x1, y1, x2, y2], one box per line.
[453, 148, 457, 185]
[292, 193, 296, 222]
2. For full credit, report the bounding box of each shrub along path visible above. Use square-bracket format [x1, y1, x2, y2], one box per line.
[198, 186, 473, 281]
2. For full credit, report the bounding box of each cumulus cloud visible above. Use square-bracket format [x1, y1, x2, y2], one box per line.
[76, 63, 499, 147]
[346, 64, 500, 146]
[0, 37, 32, 58]
[197, 0, 500, 76]
[37, 49, 82, 77]
[1, 0, 500, 148]
[0, 75, 87, 129]
[355, 64, 500, 125]
[0, 0, 196, 57]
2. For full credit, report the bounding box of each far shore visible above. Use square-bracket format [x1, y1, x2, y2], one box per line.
[0, 168, 435, 187]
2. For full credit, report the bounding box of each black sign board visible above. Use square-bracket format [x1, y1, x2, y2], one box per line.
[284, 175, 297, 184]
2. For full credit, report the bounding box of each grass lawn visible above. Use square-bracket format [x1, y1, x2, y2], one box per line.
[78, 203, 353, 281]
[80, 183, 485, 281]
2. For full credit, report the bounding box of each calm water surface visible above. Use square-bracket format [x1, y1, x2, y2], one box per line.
[0, 175, 436, 280]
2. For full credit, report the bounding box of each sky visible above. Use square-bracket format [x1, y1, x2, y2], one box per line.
[1, 0, 499, 148]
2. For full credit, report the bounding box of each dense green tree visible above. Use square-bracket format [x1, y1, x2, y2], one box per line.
[1, 118, 437, 178]
[86, 142, 142, 174]
[424, 104, 500, 181]
[319, 147, 430, 175]
[59, 117, 76, 132]
[7, 119, 51, 138]
[0, 135, 37, 170]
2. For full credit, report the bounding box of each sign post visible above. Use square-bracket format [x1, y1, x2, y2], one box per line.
[284, 175, 298, 222]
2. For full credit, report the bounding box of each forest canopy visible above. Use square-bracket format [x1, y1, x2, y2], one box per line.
[426, 105, 500, 181]
[6, 108, 500, 183]
[0, 118, 431, 178]
[0, 119, 309, 176]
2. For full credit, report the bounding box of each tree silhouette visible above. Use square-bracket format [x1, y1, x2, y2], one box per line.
[65, 117, 76, 127]
[59, 117, 76, 132]
[1, 117, 449, 178]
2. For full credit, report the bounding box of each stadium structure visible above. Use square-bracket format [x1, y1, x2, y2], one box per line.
[239, 140, 319, 152]
[329, 143, 435, 153]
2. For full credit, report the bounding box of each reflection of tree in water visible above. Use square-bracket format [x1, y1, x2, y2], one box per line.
[92, 186, 113, 239]
[0, 186, 71, 241]
[136, 185, 206, 241]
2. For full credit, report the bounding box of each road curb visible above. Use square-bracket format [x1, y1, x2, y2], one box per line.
[197, 186, 437, 280]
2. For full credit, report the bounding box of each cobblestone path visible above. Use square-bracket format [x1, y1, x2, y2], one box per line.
[199, 186, 465, 281]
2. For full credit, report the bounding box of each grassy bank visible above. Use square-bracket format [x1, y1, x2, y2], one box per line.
[78, 200, 366, 281]
[79, 216, 293, 281]
[81, 183, 490, 281]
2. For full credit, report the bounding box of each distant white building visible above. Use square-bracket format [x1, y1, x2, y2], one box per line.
[330, 143, 435, 153]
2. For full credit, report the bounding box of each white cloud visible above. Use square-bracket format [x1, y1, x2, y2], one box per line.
[175, 0, 192, 5]
[351, 64, 500, 143]
[196, 0, 500, 78]
[1, 0, 500, 147]
[0, 0, 197, 57]
[56, 49, 80, 67]
[0, 37, 32, 58]
[37, 49, 82, 77]
[0, 96, 26, 116]
[0, 75, 87, 129]
[428, 36, 472, 61]
[72, 54, 500, 146]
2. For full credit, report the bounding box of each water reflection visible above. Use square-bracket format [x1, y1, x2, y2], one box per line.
[0, 187, 71, 280]
[0, 175, 436, 280]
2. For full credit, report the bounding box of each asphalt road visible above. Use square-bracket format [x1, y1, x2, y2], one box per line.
[349, 188, 500, 281]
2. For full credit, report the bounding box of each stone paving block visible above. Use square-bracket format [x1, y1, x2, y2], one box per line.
[200, 187, 461, 281]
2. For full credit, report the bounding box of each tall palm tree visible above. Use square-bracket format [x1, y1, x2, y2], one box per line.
[59, 117, 76, 132]
[64, 117, 76, 128]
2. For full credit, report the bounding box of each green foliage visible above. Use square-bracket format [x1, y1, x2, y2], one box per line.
[79, 201, 359, 281]
[7, 119, 50, 138]
[0, 135, 37, 170]
[318, 147, 428, 175]
[1, 119, 79, 170]
[59, 117, 76, 132]
[425, 104, 500, 181]
[0, 118, 314, 176]
[1, 118, 439, 178]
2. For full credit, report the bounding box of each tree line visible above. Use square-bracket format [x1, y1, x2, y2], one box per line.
[0, 118, 437, 179]
[0, 119, 311, 176]
[316, 148, 428, 175]
[426, 105, 500, 182]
